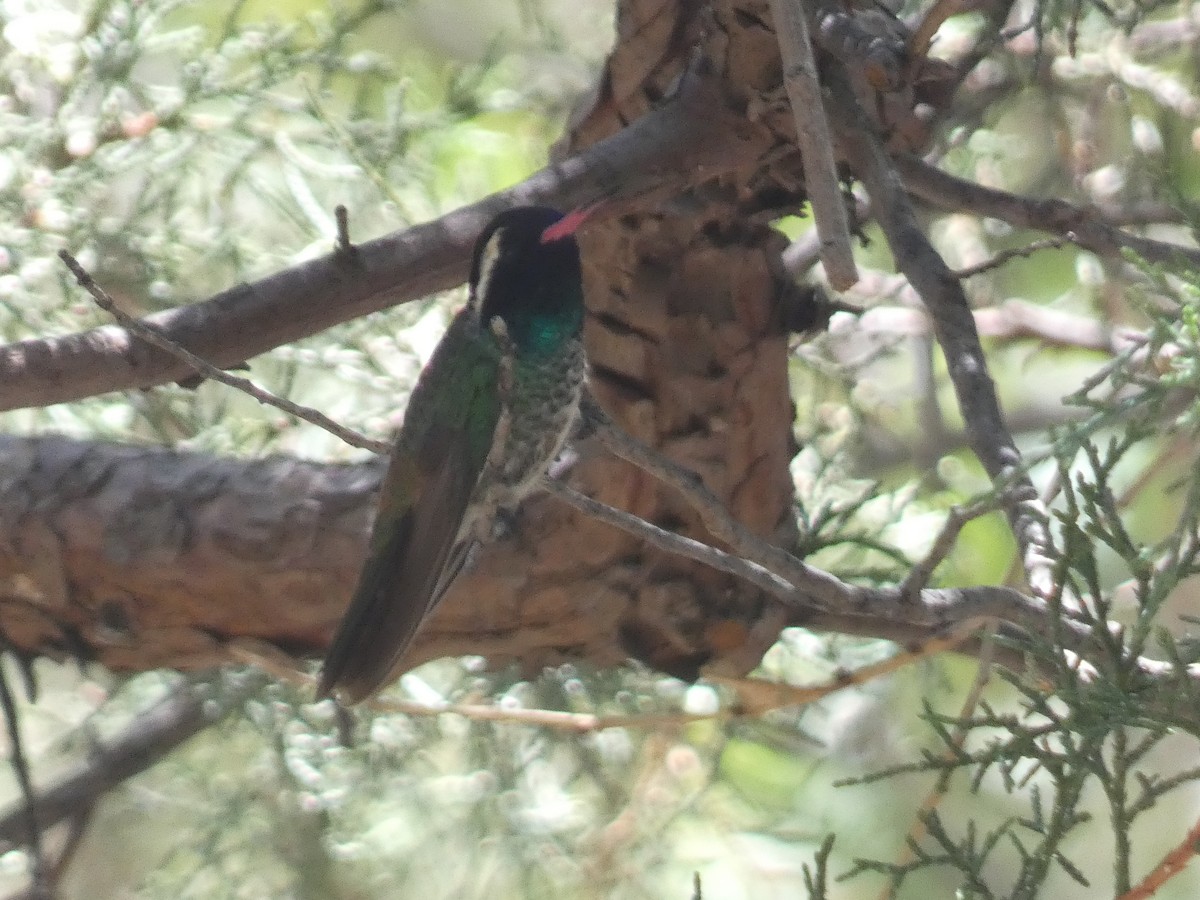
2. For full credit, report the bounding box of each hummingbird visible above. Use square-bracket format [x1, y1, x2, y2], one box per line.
[319, 205, 591, 703]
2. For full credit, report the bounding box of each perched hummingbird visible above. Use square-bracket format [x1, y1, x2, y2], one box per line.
[319, 205, 590, 703]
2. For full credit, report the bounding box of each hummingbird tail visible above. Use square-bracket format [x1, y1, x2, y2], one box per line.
[319, 444, 480, 704]
[317, 513, 427, 704]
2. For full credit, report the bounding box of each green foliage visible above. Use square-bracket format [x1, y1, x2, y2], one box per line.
[3, 0, 1200, 898]
[832, 275, 1200, 897]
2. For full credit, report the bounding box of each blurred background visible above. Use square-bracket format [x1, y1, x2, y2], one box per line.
[1, 0, 1199, 897]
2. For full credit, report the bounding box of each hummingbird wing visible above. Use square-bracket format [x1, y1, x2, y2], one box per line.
[319, 312, 501, 703]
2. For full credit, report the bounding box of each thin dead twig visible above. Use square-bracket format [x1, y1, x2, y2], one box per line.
[952, 237, 1070, 278]
[900, 496, 1006, 598]
[1117, 813, 1200, 900]
[896, 154, 1200, 269]
[58, 251, 387, 455]
[228, 638, 943, 730]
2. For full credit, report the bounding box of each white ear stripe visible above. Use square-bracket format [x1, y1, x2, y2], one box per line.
[471, 229, 505, 312]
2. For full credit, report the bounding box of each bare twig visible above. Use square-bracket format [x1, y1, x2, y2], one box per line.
[1117, 813, 1200, 900]
[572, 397, 1116, 679]
[896, 154, 1200, 269]
[334, 204, 354, 259]
[768, 0, 859, 289]
[900, 496, 1005, 598]
[373, 695, 722, 733]
[542, 479, 798, 599]
[820, 64, 1057, 598]
[229, 636, 951, 729]
[58, 251, 387, 455]
[952, 237, 1070, 278]
[706, 616, 990, 714]
[580, 395, 836, 601]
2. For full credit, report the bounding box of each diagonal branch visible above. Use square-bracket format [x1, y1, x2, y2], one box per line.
[57, 251, 387, 455]
[768, 0, 859, 289]
[820, 62, 1057, 598]
[895, 153, 1200, 269]
[560, 408, 1200, 728]
[0, 71, 770, 413]
[0, 672, 265, 856]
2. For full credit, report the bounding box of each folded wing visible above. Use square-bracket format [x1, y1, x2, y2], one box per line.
[319, 315, 500, 703]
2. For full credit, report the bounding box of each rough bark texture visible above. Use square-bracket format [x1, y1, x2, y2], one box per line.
[0, 0, 952, 681]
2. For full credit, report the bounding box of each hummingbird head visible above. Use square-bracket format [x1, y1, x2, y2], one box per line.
[469, 206, 587, 355]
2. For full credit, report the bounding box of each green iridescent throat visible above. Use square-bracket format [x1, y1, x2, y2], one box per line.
[508, 306, 582, 356]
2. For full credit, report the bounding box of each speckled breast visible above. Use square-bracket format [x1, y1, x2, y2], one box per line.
[475, 335, 586, 516]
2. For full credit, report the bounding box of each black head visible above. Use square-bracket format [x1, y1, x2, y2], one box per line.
[468, 206, 586, 353]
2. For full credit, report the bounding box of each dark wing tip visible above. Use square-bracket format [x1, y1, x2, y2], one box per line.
[317, 669, 374, 706]
[318, 623, 395, 705]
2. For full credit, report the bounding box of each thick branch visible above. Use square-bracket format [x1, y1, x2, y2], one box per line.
[2, 433, 1197, 728]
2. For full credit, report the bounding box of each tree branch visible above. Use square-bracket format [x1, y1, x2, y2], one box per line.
[561, 405, 1200, 713]
[895, 153, 1200, 268]
[0, 672, 265, 856]
[0, 72, 770, 413]
[57, 251, 386, 455]
[768, 0, 859, 289]
[821, 62, 1057, 597]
